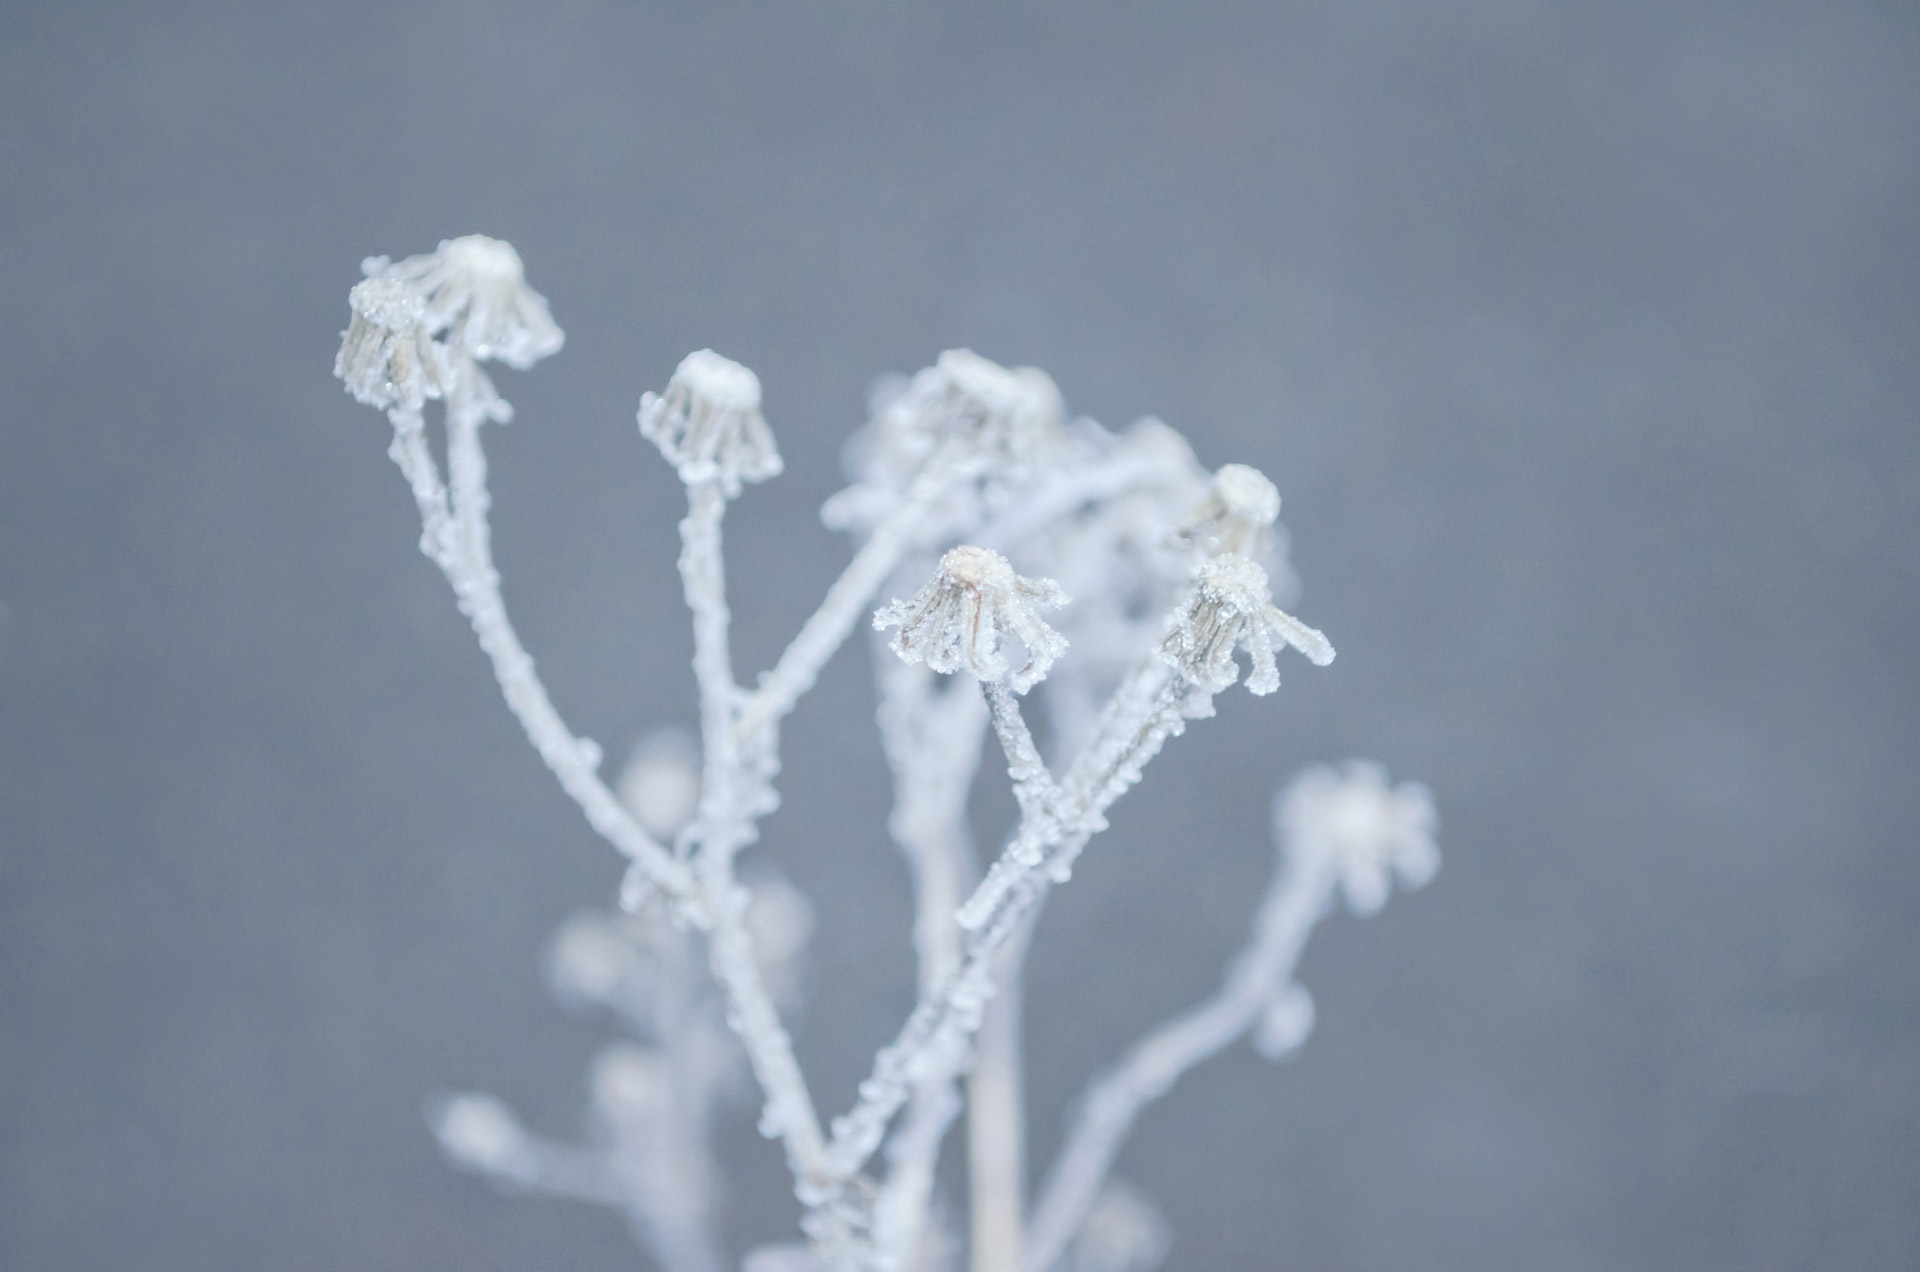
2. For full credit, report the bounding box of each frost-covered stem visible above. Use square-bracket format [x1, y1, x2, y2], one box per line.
[678, 479, 743, 855]
[985, 680, 1057, 823]
[418, 366, 691, 897]
[704, 866, 829, 1182]
[738, 505, 924, 739]
[384, 407, 459, 570]
[969, 914, 1034, 1272]
[821, 664, 1197, 1187]
[959, 654, 1186, 936]
[1021, 849, 1336, 1272]
[675, 475, 829, 1185]
[872, 668, 989, 1268]
[973, 449, 1180, 555]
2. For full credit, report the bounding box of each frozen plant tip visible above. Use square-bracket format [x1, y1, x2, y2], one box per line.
[1279, 760, 1439, 916]
[874, 546, 1068, 692]
[335, 235, 1437, 1272]
[640, 349, 783, 495]
[1178, 462, 1282, 560]
[334, 277, 447, 411]
[374, 234, 564, 368]
[1160, 554, 1334, 698]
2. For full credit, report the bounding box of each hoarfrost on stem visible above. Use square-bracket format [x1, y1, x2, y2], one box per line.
[334, 236, 1438, 1272]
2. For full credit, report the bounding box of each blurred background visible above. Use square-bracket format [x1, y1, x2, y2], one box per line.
[2, 2, 1916, 1268]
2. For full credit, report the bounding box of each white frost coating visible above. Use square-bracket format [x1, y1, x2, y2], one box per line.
[377, 234, 564, 368]
[875, 546, 1069, 694]
[337, 240, 1425, 1272]
[335, 278, 448, 410]
[1158, 554, 1333, 697]
[641, 349, 784, 495]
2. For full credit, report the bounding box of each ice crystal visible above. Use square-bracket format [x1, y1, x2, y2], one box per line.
[823, 350, 1064, 537]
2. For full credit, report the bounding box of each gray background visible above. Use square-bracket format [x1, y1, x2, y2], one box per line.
[2, 1, 1916, 1269]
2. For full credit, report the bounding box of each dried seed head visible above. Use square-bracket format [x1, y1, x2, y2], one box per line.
[1178, 462, 1282, 558]
[639, 349, 783, 496]
[874, 545, 1069, 692]
[377, 234, 564, 369]
[1159, 554, 1333, 697]
[335, 277, 449, 411]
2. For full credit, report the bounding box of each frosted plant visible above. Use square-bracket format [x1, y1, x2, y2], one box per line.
[335, 236, 1440, 1272]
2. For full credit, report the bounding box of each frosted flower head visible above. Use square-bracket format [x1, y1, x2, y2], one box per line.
[334, 277, 448, 411]
[1277, 760, 1439, 916]
[1158, 554, 1333, 697]
[824, 350, 1064, 533]
[1178, 463, 1281, 559]
[873, 546, 1069, 693]
[639, 349, 783, 496]
[377, 234, 563, 369]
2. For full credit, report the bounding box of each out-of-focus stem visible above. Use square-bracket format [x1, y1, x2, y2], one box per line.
[872, 667, 989, 1268]
[1020, 850, 1334, 1272]
[736, 504, 921, 739]
[969, 913, 1033, 1272]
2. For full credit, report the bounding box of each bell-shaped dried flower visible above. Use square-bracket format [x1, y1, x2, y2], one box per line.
[377, 234, 564, 369]
[639, 349, 783, 496]
[822, 350, 1063, 532]
[334, 277, 449, 411]
[1159, 554, 1334, 696]
[1177, 462, 1282, 559]
[1276, 761, 1438, 916]
[874, 546, 1069, 693]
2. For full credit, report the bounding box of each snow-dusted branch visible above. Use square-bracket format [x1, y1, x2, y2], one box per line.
[1022, 763, 1438, 1272]
[644, 350, 830, 1184]
[338, 246, 691, 900]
